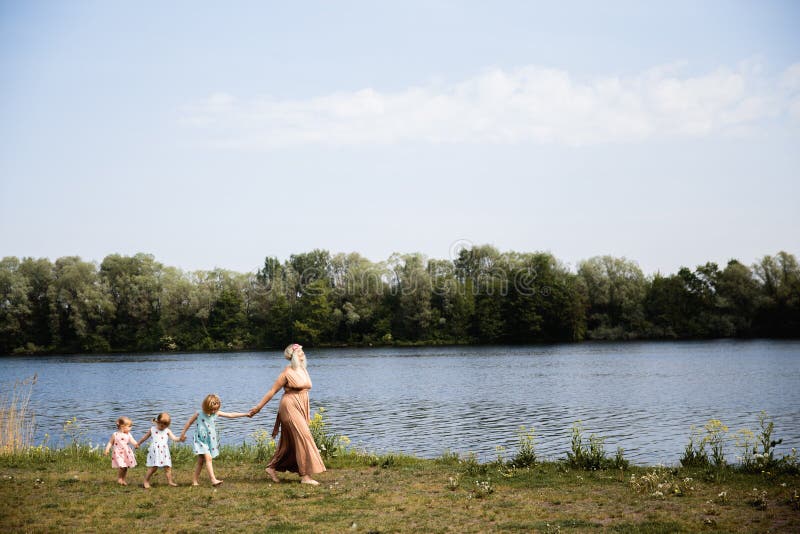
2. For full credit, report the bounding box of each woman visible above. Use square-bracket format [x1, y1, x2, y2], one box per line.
[249, 343, 326, 485]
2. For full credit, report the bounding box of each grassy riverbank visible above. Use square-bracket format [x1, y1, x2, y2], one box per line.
[1, 447, 799, 533]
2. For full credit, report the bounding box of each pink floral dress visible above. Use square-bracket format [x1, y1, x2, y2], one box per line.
[110, 431, 137, 468]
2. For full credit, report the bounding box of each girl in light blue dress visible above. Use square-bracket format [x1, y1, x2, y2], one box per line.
[179, 394, 249, 486]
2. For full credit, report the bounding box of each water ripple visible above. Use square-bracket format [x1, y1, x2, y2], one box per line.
[1, 340, 799, 464]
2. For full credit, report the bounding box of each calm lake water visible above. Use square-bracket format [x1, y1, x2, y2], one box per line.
[1, 340, 799, 465]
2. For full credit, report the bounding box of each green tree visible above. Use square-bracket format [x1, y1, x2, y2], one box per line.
[100, 253, 164, 350]
[252, 257, 294, 348]
[753, 251, 800, 337]
[18, 257, 56, 351]
[158, 266, 202, 350]
[715, 260, 760, 336]
[329, 253, 390, 343]
[428, 258, 474, 342]
[0, 257, 32, 353]
[289, 249, 332, 296]
[48, 257, 114, 352]
[389, 253, 433, 341]
[578, 256, 646, 338]
[292, 279, 337, 345]
[504, 252, 586, 342]
[208, 285, 248, 348]
[454, 245, 505, 342]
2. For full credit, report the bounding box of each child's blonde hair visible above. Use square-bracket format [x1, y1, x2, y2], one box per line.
[153, 412, 171, 426]
[202, 394, 221, 414]
[116, 416, 133, 429]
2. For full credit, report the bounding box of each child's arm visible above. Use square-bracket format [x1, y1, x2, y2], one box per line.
[217, 411, 249, 419]
[179, 412, 198, 442]
[128, 433, 140, 449]
[166, 429, 180, 442]
[104, 433, 114, 455]
[139, 429, 152, 445]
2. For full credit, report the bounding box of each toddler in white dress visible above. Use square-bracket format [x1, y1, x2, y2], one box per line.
[138, 412, 180, 488]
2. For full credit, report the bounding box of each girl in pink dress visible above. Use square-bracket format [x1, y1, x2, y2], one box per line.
[104, 416, 139, 485]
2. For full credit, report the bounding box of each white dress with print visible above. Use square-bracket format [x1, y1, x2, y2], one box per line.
[146, 426, 172, 467]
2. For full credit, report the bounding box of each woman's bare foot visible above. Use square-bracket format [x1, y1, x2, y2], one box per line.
[265, 467, 279, 483]
[143, 481, 151, 489]
[300, 476, 319, 486]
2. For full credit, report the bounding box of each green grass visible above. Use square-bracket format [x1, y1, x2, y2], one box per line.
[1, 446, 798, 533]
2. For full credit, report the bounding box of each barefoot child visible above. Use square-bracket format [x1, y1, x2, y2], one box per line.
[139, 412, 180, 488]
[104, 416, 139, 485]
[179, 394, 249, 486]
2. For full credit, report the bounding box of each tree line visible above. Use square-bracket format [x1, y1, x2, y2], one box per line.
[1, 247, 798, 354]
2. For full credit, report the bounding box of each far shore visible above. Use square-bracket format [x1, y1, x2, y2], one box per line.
[3, 335, 799, 358]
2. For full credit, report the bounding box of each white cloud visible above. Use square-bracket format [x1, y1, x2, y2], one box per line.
[181, 62, 800, 149]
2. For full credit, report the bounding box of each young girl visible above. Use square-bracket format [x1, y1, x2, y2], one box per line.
[138, 412, 180, 489]
[104, 416, 139, 485]
[179, 394, 249, 486]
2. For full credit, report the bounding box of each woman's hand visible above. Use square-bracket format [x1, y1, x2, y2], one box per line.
[248, 407, 260, 417]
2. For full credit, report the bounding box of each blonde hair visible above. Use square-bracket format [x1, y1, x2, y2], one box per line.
[153, 412, 171, 426]
[116, 416, 133, 430]
[201, 394, 221, 414]
[284, 343, 306, 370]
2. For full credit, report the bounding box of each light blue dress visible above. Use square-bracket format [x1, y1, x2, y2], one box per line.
[192, 412, 219, 458]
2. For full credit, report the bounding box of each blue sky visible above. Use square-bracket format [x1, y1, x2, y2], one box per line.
[1, 1, 799, 275]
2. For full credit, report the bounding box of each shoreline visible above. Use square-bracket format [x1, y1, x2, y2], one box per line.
[3, 335, 799, 358]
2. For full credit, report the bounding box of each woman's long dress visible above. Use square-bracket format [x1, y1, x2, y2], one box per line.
[268, 367, 326, 476]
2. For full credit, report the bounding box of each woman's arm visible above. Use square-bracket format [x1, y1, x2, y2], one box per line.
[217, 411, 249, 419]
[179, 412, 198, 442]
[249, 373, 287, 416]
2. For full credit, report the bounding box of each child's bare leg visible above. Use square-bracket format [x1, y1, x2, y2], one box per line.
[203, 454, 222, 486]
[192, 456, 204, 486]
[143, 467, 158, 489]
[117, 467, 128, 485]
[165, 466, 177, 486]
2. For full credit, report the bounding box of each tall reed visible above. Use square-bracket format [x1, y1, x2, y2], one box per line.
[0, 374, 37, 453]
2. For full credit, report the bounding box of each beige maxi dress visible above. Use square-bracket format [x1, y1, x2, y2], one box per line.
[268, 367, 326, 476]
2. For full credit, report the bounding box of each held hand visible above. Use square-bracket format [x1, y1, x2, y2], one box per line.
[179, 435, 187, 442]
[248, 407, 259, 417]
